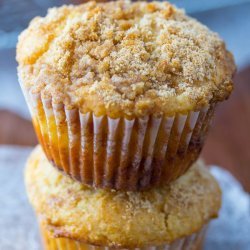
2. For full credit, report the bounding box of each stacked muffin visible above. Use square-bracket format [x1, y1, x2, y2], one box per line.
[17, 1, 235, 249]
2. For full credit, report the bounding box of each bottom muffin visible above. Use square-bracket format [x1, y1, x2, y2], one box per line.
[25, 146, 221, 250]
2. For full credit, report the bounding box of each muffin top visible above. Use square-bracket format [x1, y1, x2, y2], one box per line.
[17, 0, 235, 118]
[25, 146, 221, 247]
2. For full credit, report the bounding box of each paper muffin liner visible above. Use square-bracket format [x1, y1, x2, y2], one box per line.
[40, 222, 207, 250]
[21, 85, 216, 190]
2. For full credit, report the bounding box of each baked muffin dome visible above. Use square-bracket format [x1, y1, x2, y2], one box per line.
[17, 0, 235, 118]
[19, 0, 235, 191]
[25, 146, 221, 248]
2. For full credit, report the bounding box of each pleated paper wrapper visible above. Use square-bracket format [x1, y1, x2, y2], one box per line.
[21, 84, 215, 190]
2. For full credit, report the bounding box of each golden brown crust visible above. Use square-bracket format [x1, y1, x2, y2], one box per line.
[25, 146, 221, 247]
[40, 220, 207, 250]
[17, 0, 235, 118]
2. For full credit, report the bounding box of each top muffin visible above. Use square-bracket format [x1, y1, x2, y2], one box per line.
[17, 0, 235, 118]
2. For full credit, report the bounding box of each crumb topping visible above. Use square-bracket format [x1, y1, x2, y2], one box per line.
[17, 0, 236, 118]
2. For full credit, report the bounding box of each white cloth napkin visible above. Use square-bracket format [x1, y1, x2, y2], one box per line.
[0, 146, 249, 250]
[205, 167, 250, 250]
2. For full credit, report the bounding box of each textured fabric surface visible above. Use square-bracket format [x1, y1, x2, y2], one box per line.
[0, 146, 249, 250]
[0, 146, 40, 250]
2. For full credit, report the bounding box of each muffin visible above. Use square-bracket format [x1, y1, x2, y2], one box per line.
[25, 146, 221, 250]
[17, 0, 236, 190]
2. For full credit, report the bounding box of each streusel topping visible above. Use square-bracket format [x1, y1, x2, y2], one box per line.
[17, 0, 235, 118]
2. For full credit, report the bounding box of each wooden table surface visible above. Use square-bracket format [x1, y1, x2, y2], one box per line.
[1, 67, 250, 192]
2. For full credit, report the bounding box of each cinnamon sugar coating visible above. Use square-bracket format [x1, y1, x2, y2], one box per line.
[25, 146, 221, 247]
[17, 0, 236, 118]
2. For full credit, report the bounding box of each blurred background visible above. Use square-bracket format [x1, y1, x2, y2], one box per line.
[0, 0, 250, 192]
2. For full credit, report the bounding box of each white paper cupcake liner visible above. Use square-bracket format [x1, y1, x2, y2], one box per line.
[21, 85, 216, 190]
[40, 223, 208, 250]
